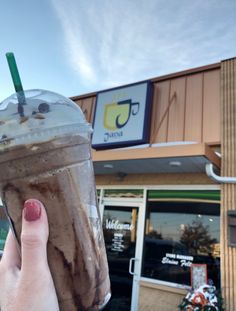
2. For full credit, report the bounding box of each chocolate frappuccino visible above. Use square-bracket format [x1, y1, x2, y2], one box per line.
[0, 90, 111, 310]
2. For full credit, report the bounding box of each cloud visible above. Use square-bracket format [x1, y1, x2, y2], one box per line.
[50, 0, 236, 91]
[50, 0, 97, 83]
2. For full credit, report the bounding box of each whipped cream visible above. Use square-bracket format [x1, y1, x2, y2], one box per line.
[0, 89, 91, 149]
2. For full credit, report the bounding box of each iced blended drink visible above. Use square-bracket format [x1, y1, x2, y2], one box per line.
[0, 89, 111, 310]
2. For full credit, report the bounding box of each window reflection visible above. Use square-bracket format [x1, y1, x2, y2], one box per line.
[102, 206, 138, 310]
[142, 201, 220, 288]
[102, 206, 138, 279]
[103, 207, 138, 255]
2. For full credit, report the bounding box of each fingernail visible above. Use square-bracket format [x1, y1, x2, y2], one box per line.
[23, 199, 42, 221]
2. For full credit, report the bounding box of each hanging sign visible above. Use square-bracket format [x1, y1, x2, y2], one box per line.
[92, 81, 152, 149]
[111, 233, 124, 252]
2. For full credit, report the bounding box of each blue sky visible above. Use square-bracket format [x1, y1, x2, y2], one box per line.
[0, 0, 236, 102]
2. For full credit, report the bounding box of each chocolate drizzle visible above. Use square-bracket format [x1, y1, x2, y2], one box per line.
[1, 183, 26, 247]
[0, 137, 110, 310]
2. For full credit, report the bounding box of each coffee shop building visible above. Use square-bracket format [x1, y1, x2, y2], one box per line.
[70, 57, 236, 311]
[0, 57, 235, 310]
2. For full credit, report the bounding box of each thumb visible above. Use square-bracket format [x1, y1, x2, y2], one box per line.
[21, 199, 49, 274]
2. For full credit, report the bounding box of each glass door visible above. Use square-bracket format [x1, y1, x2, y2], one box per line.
[102, 204, 143, 311]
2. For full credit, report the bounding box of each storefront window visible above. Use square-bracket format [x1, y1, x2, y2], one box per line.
[142, 196, 220, 288]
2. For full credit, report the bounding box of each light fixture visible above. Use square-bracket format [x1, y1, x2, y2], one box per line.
[169, 160, 182, 167]
[103, 164, 114, 169]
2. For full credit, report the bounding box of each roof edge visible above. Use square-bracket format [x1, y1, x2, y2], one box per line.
[70, 62, 221, 101]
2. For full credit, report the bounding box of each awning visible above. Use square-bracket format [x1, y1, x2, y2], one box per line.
[92, 143, 220, 175]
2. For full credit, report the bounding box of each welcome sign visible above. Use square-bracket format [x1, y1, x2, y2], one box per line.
[92, 81, 152, 149]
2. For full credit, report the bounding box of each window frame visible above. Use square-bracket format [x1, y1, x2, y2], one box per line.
[140, 188, 221, 289]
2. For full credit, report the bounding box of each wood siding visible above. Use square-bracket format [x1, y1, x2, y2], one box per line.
[73, 96, 96, 124]
[151, 69, 220, 145]
[95, 173, 215, 186]
[72, 66, 220, 146]
[221, 58, 236, 311]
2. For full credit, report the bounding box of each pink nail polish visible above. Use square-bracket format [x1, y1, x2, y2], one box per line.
[23, 199, 42, 221]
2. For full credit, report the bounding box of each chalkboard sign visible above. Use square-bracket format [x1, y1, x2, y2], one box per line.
[191, 264, 208, 289]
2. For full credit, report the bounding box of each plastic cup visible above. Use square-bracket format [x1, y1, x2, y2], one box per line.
[0, 89, 111, 310]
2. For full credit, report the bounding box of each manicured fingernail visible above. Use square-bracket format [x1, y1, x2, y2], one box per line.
[23, 199, 42, 221]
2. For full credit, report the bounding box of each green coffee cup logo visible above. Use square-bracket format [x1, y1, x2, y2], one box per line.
[104, 99, 140, 130]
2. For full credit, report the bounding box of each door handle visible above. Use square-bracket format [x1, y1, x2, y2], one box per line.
[129, 257, 138, 275]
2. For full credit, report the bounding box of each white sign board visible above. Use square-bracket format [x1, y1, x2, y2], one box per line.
[92, 81, 152, 149]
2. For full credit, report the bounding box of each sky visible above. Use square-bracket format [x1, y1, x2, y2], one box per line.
[0, 0, 236, 102]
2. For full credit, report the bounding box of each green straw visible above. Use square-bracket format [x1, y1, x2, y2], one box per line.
[6, 52, 26, 116]
[6, 53, 24, 93]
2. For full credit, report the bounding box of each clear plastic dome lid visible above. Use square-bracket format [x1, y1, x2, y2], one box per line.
[0, 89, 91, 149]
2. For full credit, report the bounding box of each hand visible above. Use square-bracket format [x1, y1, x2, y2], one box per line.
[0, 199, 59, 311]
